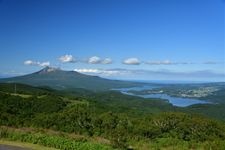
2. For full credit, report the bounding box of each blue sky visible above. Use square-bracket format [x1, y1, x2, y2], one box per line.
[0, 0, 224, 81]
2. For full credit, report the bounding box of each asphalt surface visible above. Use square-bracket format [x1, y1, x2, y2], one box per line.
[0, 145, 31, 150]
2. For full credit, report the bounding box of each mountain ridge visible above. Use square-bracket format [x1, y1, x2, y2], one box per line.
[0, 67, 144, 91]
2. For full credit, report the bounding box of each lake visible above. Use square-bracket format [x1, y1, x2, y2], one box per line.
[114, 86, 210, 107]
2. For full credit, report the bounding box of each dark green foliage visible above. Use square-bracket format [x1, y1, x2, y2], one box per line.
[0, 83, 52, 96]
[33, 103, 95, 136]
[183, 103, 225, 121]
[136, 112, 225, 142]
[1, 83, 225, 149]
[0, 92, 67, 127]
[89, 91, 176, 115]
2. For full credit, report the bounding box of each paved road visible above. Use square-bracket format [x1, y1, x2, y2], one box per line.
[0, 145, 31, 150]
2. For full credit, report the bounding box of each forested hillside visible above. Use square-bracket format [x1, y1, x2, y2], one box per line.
[0, 83, 225, 149]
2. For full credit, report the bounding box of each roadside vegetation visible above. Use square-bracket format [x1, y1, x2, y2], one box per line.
[0, 140, 57, 150]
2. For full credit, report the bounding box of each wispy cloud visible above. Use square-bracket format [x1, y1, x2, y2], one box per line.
[102, 58, 113, 64]
[87, 56, 113, 64]
[123, 58, 140, 65]
[74, 68, 126, 76]
[145, 60, 225, 65]
[0, 70, 26, 78]
[24, 60, 36, 65]
[74, 68, 120, 76]
[203, 61, 223, 64]
[38, 62, 50, 67]
[24, 60, 50, 67]
[74, 68, 225, 80]
[88, 56, 101, 64]
[59, 54, 76, 63]
[145, 60, 191, 65]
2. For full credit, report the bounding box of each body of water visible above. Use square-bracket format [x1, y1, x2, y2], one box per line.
[114, 86, 210, 107]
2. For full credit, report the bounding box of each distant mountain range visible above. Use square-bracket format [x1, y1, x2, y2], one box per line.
[0, 67, 144, 91]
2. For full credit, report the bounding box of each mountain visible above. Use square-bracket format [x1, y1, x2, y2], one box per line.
[0, 67, 143, 91]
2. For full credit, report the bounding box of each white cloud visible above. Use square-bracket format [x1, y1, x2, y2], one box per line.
[87, 56, 113, 64]
[102, 58, 112, 64]
[146, 60, 177, 65]
[146, 60, 172, 65]
[24, 60, 50, 67]
[24, 60, 35, 65]
[59, 54, 75, 63]
[74, 69, 100, 73]
[88, 56, 101, 64]
[123, 58, 140, 65]
[74, 68, 124, 76]
[38, 61, 50, 67]
[74, 68, 225, 81]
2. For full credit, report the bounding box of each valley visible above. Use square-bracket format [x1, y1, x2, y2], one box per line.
[1, 0, 224, 149]
[0, 70, 225, 149]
